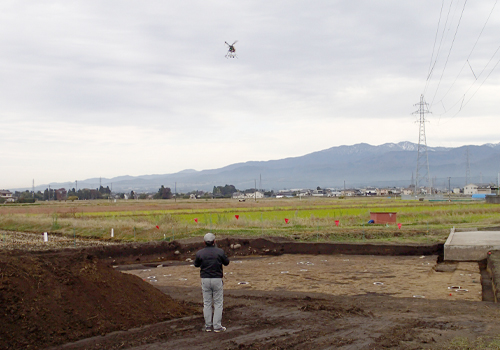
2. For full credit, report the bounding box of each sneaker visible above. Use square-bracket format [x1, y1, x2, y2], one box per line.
[204, 326, 212, 332]
[214, 326, 226, 333]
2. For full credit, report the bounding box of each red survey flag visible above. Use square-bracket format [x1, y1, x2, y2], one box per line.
[235, 215, 239, 220]
[284, 218, 289, 224]
[397, 223, 402, 229]
[194, 218, 198, 223]
[155, 225, 159, 229]
[335, 220, 339, 227]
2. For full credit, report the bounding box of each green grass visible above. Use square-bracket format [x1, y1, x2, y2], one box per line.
[1, 197, 499, 243]
[445, 336, 500, 350]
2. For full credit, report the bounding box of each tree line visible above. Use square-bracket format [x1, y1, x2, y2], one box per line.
[7, 184, 273, 203]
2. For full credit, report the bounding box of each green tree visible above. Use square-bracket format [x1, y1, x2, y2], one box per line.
[153, 186, 172, 199]
[213, 184, 238, 198]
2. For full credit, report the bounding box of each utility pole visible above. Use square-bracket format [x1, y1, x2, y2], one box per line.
[465, 147, 471, 186]
[448, 177, 451, 201]
[175, 182, 177, 202]
[413, 95, 431, 195]
[254, 179, 257, 202]
[32, 179, 35, 198]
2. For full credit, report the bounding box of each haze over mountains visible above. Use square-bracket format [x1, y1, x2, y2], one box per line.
[23, 141, 500, 193]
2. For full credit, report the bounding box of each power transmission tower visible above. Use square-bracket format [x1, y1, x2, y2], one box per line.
[413, 95, 432, 194]
[465, 147, 471, 185]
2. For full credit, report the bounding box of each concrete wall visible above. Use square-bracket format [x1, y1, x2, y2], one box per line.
[486, 195, 500, 204]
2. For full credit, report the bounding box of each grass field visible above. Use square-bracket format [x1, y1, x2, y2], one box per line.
[1, 197, 499, 243]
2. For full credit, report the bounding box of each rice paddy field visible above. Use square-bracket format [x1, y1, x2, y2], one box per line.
[1, 197, 499, 244]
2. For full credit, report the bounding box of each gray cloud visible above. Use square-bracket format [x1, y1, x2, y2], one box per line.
[1, 0, 500, 188]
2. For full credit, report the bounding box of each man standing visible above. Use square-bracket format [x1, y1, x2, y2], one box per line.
[194, 232, 230, 332]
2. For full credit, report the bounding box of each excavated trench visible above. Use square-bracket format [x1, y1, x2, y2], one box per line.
[64, 236, 498, 303]
[4, 236, 499, 350]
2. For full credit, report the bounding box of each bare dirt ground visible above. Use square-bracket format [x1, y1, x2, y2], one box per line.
[2, 239, 500, 350]
[126, 254, 483, 301]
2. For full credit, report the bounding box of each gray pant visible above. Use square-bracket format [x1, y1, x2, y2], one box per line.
[201, 278, 224, 329]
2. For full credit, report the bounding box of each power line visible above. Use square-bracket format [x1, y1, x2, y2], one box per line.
[429, 0, 468, 106]
[432, 0, 498, 110]
[426, 0, 446, 80]
[435, 44, 500, 120]
[424, 0, 456, 96]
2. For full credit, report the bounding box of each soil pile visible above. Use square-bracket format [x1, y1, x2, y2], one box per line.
[0, 251, 198, 349]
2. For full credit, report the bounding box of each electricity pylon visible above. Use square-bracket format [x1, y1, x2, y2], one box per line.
[413, 95, 431, 194]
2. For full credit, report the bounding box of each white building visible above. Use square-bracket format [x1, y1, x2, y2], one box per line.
[402, 188, 413, 195]
[464, 184, 478, 195]
[311, 189, 324, 197]
[327, 190, 342, 197]
[232, 191, 264, 199]
[0, 190, 14, 202]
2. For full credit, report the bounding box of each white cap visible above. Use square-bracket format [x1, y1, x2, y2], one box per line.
[204, 232, 216, 242]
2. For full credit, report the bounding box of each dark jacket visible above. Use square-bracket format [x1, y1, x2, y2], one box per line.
[194, 245, 230, 278]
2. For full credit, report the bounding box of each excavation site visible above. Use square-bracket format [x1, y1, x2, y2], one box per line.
[1, 233, 500, 350]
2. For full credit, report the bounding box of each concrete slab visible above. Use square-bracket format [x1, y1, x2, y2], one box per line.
[444, 228, 500, 261]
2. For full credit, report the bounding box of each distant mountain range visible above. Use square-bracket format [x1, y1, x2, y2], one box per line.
[21, 141, 500, 193]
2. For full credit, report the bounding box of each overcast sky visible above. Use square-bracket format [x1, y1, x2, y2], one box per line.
[2, 0, 500, 189]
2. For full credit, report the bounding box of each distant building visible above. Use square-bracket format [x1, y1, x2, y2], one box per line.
[232, 191, 264, 200]
[311, 189, 324, 197]
[341, 189, 357, 197]
[402, 188, 413, 196]
[0, 190, 14, 202]
[477, 185, 494, 195]
[327, 190, 342, 197]
[275, 190, 294, 198]
[464, 184, 478, 195]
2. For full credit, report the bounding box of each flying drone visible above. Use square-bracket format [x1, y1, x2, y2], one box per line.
[225, 41, 238, 58]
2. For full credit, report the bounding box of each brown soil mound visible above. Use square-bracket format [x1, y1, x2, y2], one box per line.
[0, 251, 198, 350]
